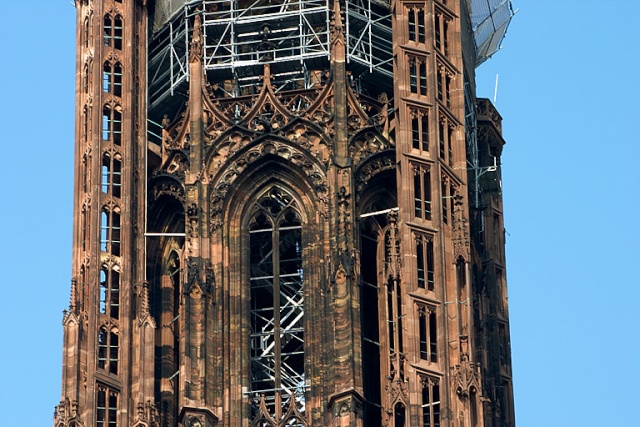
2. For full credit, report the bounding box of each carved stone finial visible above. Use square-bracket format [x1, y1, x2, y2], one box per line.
[69, 278, 78, 313]
[189, 13, 204, 63]
[140, 281, 150, 318]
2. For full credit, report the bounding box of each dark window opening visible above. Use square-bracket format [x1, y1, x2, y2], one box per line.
[100, 268, 120, 319]
[97, 328, 118, 374]
[412, 116, 420, 149]
[360, 219, 382, 427]
[447, 126, 454, 166]
[96, 385, 118, 427]
[100, 209, 121, 256]
[422, 378, 440, 427]
[103, 15, 123, 50]
[102, 153, 122, 198]
[411, 110, 429, 152]
[409, 60, 417, 93]
[419, 61, 427, 95]
[84, 17, 90, 48]
[394, 403, 406, 427]
[102, 106, 122, 145]
[416, 236, 435, 291]
[422, 114, 430, 151]
[441, 180, 448, 224]
[418, 306, 438, 362]
[413, 165, 432, 220]
[249, 186, 305, 418]
[439, 121, 446, 160]
[445, 74, 452, 107]
[103, 15, 112, 47]
[434, 15, 441, 51]
[408, 9, 416, 41]
[418, 10, 425, 43]
[443, 20, 449, 56]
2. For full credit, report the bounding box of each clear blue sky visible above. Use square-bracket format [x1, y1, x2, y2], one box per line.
[0, 1, 638, 426]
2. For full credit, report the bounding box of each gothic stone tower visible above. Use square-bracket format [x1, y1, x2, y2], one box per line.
[56, 1, 516, 427]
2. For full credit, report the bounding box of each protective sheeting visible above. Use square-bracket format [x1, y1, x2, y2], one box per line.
[466, 0, 515, 67]
[153, 0, 192, 34]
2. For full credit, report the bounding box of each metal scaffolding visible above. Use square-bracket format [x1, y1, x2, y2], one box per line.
[148, 0, 394, 116]
[345, 0, 392, 77]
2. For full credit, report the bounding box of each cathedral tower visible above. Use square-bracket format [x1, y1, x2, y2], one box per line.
[56, 1, 516, 426]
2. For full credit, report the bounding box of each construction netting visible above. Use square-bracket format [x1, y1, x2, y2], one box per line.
[153, 0, 192, 34]
[466, 0, 515, 67]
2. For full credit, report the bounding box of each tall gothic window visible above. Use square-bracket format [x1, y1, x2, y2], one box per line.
[102, 105, 122, 145]
[96, 384, 118, 427]
[413, 164, 432, 220]
[98, 326, 119, 374]
[411, 108, 430, 152]
[416, 234, 435, 291]
[103, 62, 123, 97]
[249, 186, 305, 418]
[418, 305, 438, 363]
[101, 153, 122, 198]
[100, 267, 120, 319]
[103, 14, 123, 50]
[421, 377, 441, 427]
[100, 208, 121, 256]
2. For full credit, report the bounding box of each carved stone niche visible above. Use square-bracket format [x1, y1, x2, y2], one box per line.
[328, 390, 365, 422]
[179, 407, 218, 427]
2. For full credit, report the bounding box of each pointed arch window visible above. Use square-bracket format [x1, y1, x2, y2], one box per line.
[101, 153, 122, 198]
[249, 186, 305, 418]
[103, 14, 123, 50]
[100, 267, 120, 319]
[84, 16, 90, 48]
[394, 402, 406, 427]
[103, 62, 123, 97]
[83, 63, 90, 94]
[100, 208, 121, 256]
[102, 105, 122, 145]
[98, 326, 119, 374]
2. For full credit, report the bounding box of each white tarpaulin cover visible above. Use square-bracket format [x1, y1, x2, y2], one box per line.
[153, 0, 191, 33]
[465, 0, 515, 67]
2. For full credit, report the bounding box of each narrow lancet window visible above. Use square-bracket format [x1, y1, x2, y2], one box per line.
[416, 235, 435, 291]
[418, 305, 437, 363]
[413, 165, 432, 220]
[408, 9, 416, 41]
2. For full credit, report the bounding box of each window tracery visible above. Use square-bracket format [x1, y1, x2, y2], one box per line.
[248, 185, 306, 425]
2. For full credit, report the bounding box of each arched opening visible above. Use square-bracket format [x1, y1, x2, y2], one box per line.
[394, 402, 406, 427]
[248, 185, 305, 418]
[357, 167, 396, 427]
[146, 193, 185, 427]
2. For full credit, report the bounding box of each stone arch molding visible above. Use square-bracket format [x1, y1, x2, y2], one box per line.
[208, 137, 328, 231]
